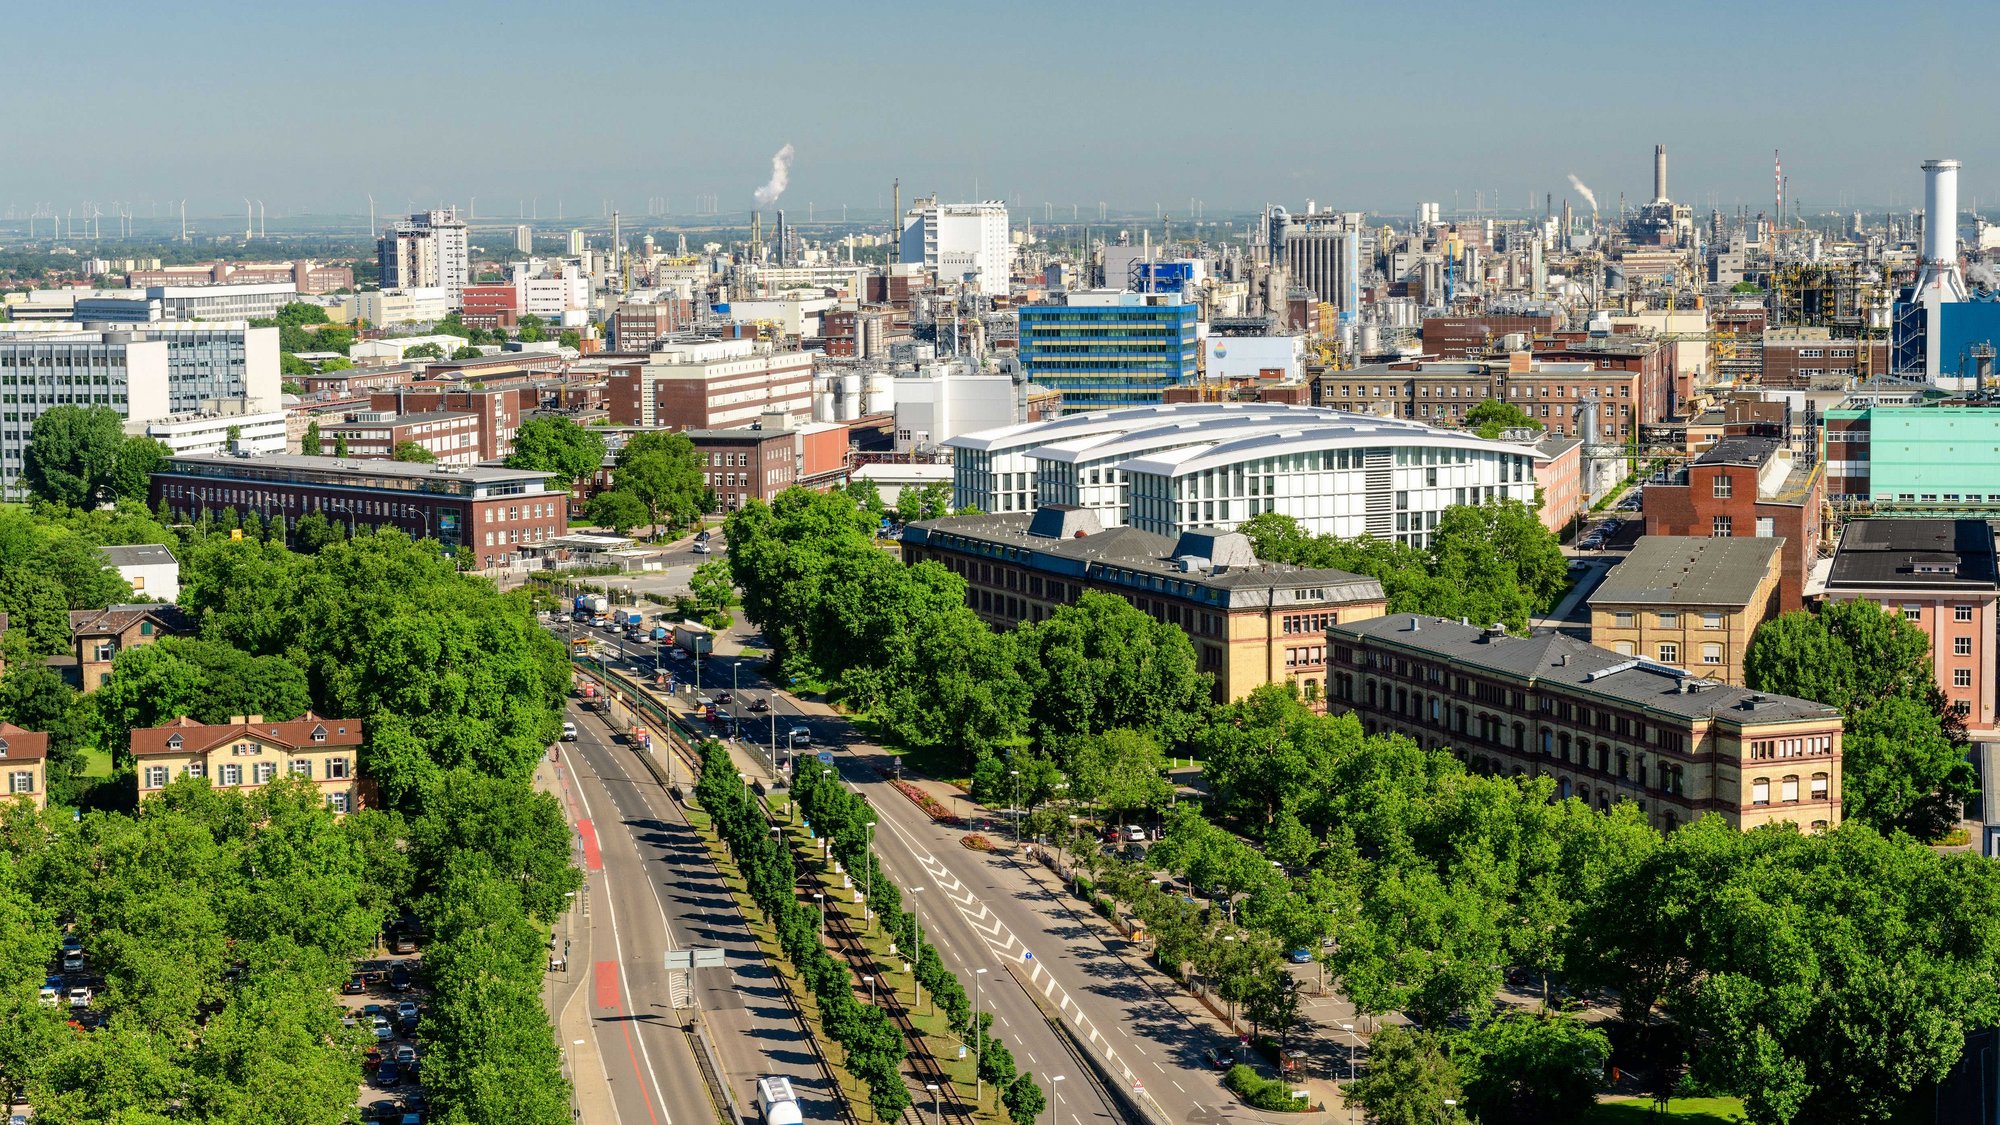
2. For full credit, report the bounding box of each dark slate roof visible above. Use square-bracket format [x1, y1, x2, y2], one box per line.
[1826, 518, 2000, 591]
[1587, 536, 1783, 608]
[99, 544, 178, 568]
[1331, 614, 1838, 723]
[1696, 435, 1783, 466]
[68, 604, 193, 637]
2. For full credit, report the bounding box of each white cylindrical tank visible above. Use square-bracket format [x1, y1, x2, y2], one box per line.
[1924, 158, 1960, 264]
[1358, 324, 1382, 355]
[840, 373, 862, 408]
[814, 391, 835, 422]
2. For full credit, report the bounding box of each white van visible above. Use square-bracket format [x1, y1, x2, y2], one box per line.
[561, 721, 578, 742]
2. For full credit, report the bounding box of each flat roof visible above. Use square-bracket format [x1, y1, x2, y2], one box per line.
[160, 452, 552, 486]
[1696, 435, 1785, 466]
[1826, 518, 2000, 591]
[1332, 615, 1838, 724]
[324, 410, 477, 427]
[1588, 536, 1783, 608]
[99, 544, 177, 568]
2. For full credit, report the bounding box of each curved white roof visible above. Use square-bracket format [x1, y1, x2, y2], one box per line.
[1027, 410, 1403, 466]
[944, 402, 1360, 455]
[1120, 421, 1546, 479]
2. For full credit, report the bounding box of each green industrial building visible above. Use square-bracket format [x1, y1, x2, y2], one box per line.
[1823, 404, 2000, 508]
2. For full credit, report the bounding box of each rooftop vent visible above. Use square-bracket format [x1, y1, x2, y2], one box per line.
[1405, 615, 1421, 632]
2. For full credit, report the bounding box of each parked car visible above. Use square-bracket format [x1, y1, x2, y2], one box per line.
[396, 1000, 419, 1022]
[377, 1060, 402, 1086]
[367, 1100, 399, 1122]
[68, 986, 91, 1008]
[394, 1043, 417, 1064]
[1290, 949, 1314, 964]
[389, 964, 412, 992]
[62, 949, 83, 971]
[38, 984, 59, 1006]
[344, 974, 368, 994]
[372, 1015, 393, 1041]
[364, 1046, 382, 1070]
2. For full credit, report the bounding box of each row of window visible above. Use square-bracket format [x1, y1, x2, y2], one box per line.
[1281, 612, 1336, 635]
[1609, 640, 1725, 665]
[1609, 609, 1727, 629]
[1750, 774, 1829, 805]
[141, 755, 351, 788]
[1748, 735, 1835, 760]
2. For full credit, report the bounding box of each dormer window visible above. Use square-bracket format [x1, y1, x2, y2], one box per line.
[0, 737, 8, 756]
[311, 725, 327, 743]
[166, 733, 183, 751]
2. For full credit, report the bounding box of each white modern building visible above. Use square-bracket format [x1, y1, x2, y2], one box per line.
[900, 199, 1011, 296]
[890, 361, 1027, 455]
[0, 319, 279, 412]
[100, 544, 180, 602]
[378, 208, 471, 304]
[142, 408, 290, 459]
[948, 403, 1544, 545]
[1203, 334, 1306, 381]
[73, 282, 299, 323]
[350, 335, 467, 365]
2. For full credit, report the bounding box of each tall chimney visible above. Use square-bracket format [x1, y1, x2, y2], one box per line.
[1923, 159, 1962, 267]
[1654, 144, 1668, 203]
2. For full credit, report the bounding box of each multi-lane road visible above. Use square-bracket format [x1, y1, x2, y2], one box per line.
[548, 694, 840, 1125]
[588, 630, 1284, 1125]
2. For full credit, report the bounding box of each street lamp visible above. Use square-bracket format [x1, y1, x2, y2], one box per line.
[973, 967, 989, 1105]
[864, 821, 878, 932]
[863, 974, 875, 1004]
[925, 1084, 940, 1125]
[812, 891, 825, 932]
[909, 886, 927, 1014]
[1049, 1075, 1065, 1120]
[1009, 768, 1022, 844]
[1340, 1022, 1356, 1081]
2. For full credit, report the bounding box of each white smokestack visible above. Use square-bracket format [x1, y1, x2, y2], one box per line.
[1654, 144, 1668, 204]
[754, 143, 795, 207]
[1923, 158, 1960, 266]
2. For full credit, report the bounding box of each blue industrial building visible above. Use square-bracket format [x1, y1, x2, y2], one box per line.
[1017, 291, 1199, 412]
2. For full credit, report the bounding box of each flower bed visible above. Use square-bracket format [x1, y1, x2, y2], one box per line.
[892, 780, 965, 827]
[960, 834, 994, 851]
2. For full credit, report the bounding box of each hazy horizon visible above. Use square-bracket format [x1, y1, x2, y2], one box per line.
[12, 0, 1999, 225]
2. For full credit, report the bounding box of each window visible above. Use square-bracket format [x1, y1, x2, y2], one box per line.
[1781, 776, 1800, 803]
[139, 620, 153, 636]
[1614, 611, 1635, 627]
[219, 764, 243, 786]
[1811, 773, 1828, 800]
[1711, 515, 1733, 537]
[1712, 476, 1733, 498]
[1613, 641, 1635, 656]
[1658, 612, 1680, 628]
[1701, 643, 1723, 665]
[327, 757, 350, 780]
[143, 766, 169, 789]
[1956, 637, 1973, 656]
[290, 759, 313, 779]
[1903, 605, 1922, 622]
[10, 770, 35, 794]
[1702, 612, 1724, 630]
[1658, 642, 1680, 664]
[1752, 778, 1770, 806]
[1956, 605, 1975, 622]
[1954, 668, 1973, 689]
[327, 792, 351, 814]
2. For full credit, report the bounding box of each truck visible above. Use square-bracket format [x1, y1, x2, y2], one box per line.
[650, 625, 670, 643]
[755, 1077, 803, 1125]
[574, 594, 609, 615]
[618, 610, 644, 630]
[674, 620, 713, 657]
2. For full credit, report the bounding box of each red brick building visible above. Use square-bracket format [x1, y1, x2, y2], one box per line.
[1760, 332, 1890, 389]
[611, 299, 698, 352]
[367, 385, 534, 460]
[461, 284, 520, 330]
[605, 339, 813, 429]
[320, 410, 483, 464]
[1642, 435, 1824, 610]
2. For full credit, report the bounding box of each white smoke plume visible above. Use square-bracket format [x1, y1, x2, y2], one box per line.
[1567, 174, 1599, 216]
[1966, 262, 1999, 292]
[753, 143, 795, 206]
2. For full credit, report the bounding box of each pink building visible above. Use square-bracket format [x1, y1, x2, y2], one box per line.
[1530, 433, 1585, 537]
[1822, 519, 1999, 734]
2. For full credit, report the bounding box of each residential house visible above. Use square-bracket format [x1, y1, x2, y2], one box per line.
[69, 604, 194, 691]
[0, 723, 48, 809]
[130, 713, 366, 812]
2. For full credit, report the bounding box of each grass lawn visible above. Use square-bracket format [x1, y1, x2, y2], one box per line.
[1584, 1096, 1747, 1124]
[80, 748, 114, 778]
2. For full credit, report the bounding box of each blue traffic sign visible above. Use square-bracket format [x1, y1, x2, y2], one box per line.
[817, 751, 834, 764]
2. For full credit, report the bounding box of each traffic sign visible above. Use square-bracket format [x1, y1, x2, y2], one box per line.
[1023, 951, 1034, 962]
[818, 751, 834, 764]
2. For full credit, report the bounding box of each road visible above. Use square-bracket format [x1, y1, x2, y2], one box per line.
[553, 697, 838, 1125]
[595, 640, 1286, 1125]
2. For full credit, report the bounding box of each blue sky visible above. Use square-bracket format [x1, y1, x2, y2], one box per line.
[11, 0, 1998, 223]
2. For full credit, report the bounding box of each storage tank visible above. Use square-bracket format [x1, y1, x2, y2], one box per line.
[1358, 324, 1382, 355]
[814, 391, 835, 423]
[840, 373, 862, 413]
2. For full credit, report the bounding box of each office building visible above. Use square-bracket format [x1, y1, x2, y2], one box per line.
[1325, 615, 1843, 833]
[605, 338, 813, 429]
[901, 507, 1387, 706]
[0, 323, 279, 500]
[1588, 536, 1784, 687]
[1018, 290, 1199, 412]
[144, 408, 290, 459]
[350, 288, 453, 326]
[1642, 435, 1824, 610]
[366, 384, 535, 460]
[1823, 519, 1999, 733]
[126, 260, 352, 295]
[0, 723, 49, 809]
[515, 225, 534, 254]
[378, 208, 471, 303]
[899, 198, 1011, 296]
[150, 454, 567, 570]
[677, 416, 850, 512]
[74, 282, 299, 323]
[462, 284, 521, 331]
[320, 410, 483, 465]
[891, 361, 1031, 456]
[611, 297, 697, 351]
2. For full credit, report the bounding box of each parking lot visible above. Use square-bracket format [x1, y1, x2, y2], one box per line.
[341, 931, 429, 1124]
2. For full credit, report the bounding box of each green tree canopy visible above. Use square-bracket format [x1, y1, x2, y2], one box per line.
[94, 636, 313, 760]
[611, 431, 705, 535]
[24, 405, 166, 509]
[389, 440, 437, 463]
[506, 416, 607, 488]
[583, 489, 647, 535]
[1343, 1026, 1468, 1125]
[402, 342, 444, 360]
[1011, 591, 1211, 744]
[1463, 398, 1545, 439]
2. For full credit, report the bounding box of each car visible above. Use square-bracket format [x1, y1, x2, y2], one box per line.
[377, 1060, 401, 1086]
[1290, 949, 1314, 964]
[61, 950, 83, 971]
[396, 1000, 418, 1022]
[367, 1100, 400, 1122]
[364, 1046, 382, 1069]
[341, 1012, 359, 1029]
[748, 696, 769, 712]
[394, 1043, 417, 1064]
[714, 690, 731, 704]
[789, 726, 812, 748]
[344, 974, 368, 994]
[372, 1015, 393, 1040]
[389, 964, 412, 992]
[60, 934, 82, 953]
[1204, 1045, 1233, 1071]
[398, 1015, 419, 1037]
[38, 985, 58, 1006]
[694, 529, 712, 542]
[561, 721, 578, 742]
[692, 541, 711, 555]
[68, 986, 91, 1008]
[362, 1003, 385, 1018]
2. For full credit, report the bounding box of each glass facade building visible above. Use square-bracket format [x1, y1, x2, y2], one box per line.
[1017, 291, 1198, 412]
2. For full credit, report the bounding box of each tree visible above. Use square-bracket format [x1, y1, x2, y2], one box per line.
[583, 490, 648, 535]
[333, 433, 349, 457]
[271, 302, 331, 328]
[896, 481, 954, 523]
[687, 560, 735, 621]
[301, 421, 323, 457]
[558, 329, 582, 351]
[1464, 398, 1544, 439]
[611, 431, 705, 535]
[506, 417, 607, 488]
[451, 345, 482, 360]
[1454, 1011, 1609, 1125]
[289, 510, 344, 553]
[1839, 695, 1977, 839]
[1012, 592, 1212, 744]
[517, 313, 546, 343]
[402, 342, 445, 360]
[280, 379, 306, 395]
[0, 661, 93, 801]
[320, 356, 353, 371]
[1343, 1026, 1467, 1125]
[23, 405, 128, 508]
[1064, 728, 1173, 825]
[1003, 1072, 1046, 1125]
[1746, 599, 1940, 716]
[94, 637, 313, 760]
[390, 441, 437, 463]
